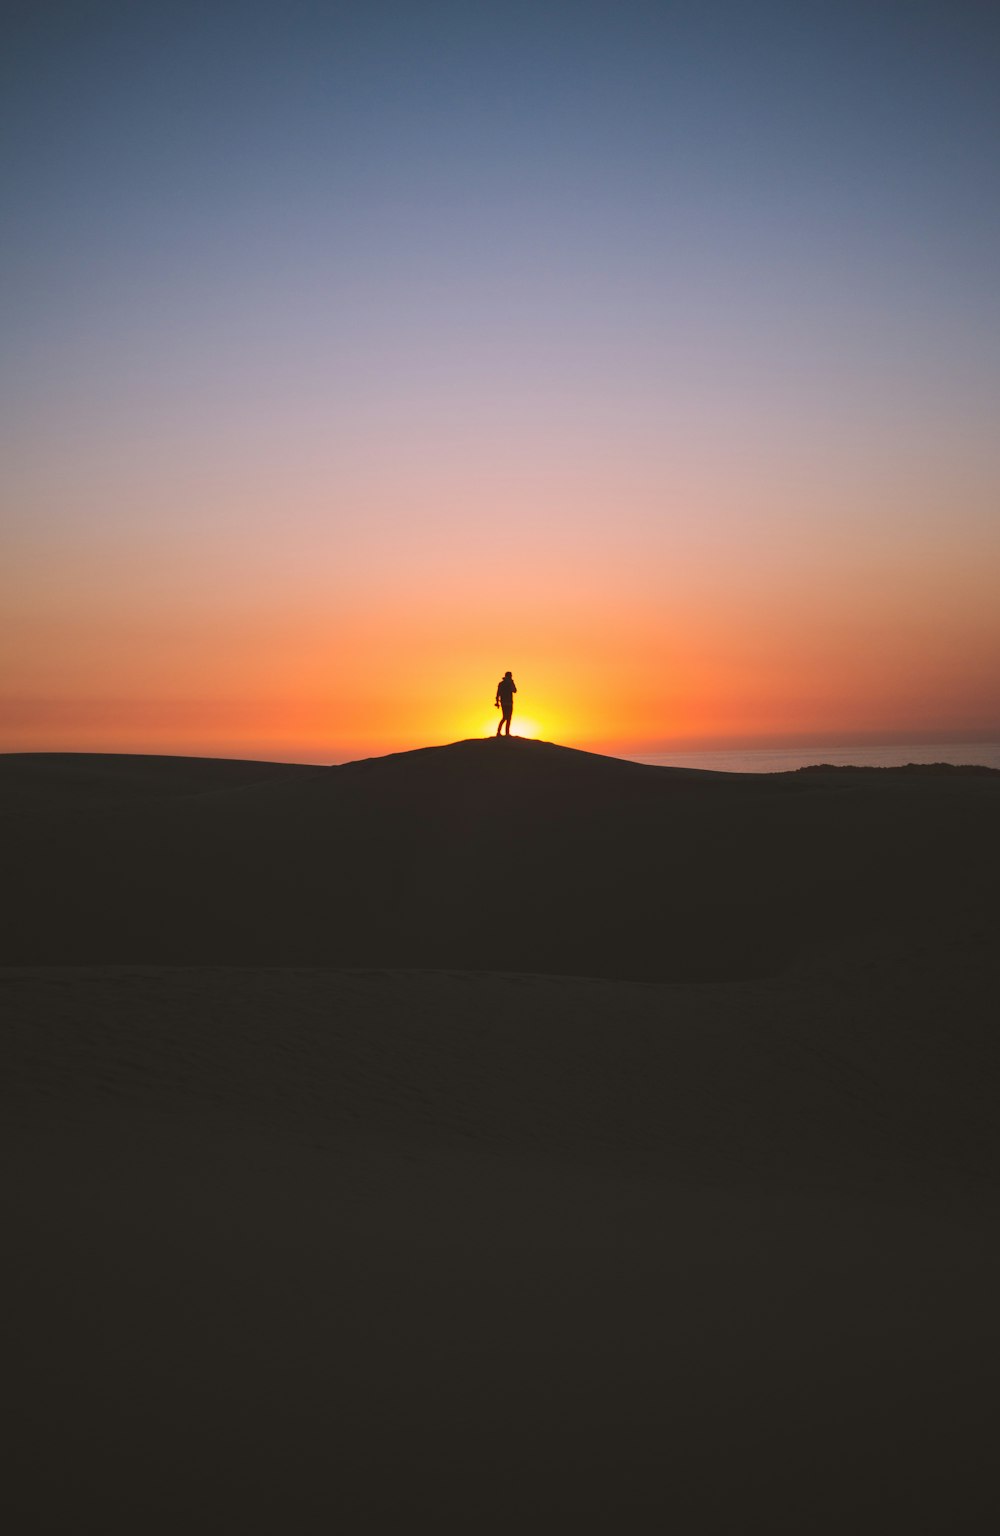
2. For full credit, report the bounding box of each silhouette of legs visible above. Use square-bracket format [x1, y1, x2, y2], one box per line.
[497, 710, 512, 736]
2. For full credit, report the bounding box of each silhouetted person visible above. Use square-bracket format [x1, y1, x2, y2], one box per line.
[495, 671, 517, 736]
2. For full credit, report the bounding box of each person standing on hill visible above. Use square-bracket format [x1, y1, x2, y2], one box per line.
[495, 671, 517, 736]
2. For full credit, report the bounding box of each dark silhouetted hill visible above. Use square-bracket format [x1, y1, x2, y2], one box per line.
[3, 738, 998, 980]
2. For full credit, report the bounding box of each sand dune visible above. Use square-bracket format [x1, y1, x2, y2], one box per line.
[2, 743, 999, 1530]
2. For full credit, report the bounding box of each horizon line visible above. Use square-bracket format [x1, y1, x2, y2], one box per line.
[3, 731, 1000, 772]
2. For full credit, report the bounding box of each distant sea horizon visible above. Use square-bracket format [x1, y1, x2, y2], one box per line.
[629, 741, 1000, 774]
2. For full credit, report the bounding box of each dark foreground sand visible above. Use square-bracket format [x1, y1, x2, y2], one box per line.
[2, 742, 999, 1531]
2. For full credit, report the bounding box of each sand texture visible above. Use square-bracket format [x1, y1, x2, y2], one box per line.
[2, 741, 999, 1531]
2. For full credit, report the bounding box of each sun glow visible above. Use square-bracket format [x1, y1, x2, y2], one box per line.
[476, 713, 542, 739]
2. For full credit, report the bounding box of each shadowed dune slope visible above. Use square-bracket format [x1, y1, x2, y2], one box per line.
[3, 738, 999, 979]
[3, 959, 1000, 1531]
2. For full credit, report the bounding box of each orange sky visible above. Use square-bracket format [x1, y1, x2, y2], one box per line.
[4, 463, 998, 761]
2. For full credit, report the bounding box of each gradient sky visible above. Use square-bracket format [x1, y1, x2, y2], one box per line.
[3, 0, 999, 760]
